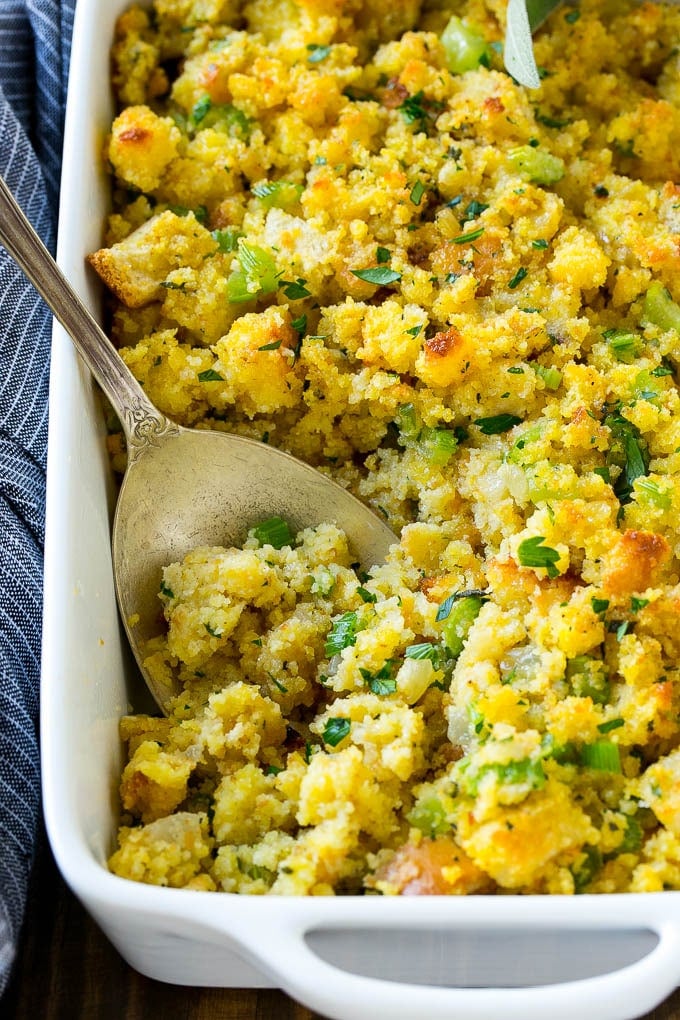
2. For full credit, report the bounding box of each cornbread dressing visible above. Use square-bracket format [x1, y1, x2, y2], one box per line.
[92, 0, 680, 896]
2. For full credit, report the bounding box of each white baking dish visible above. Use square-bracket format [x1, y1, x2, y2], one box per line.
[40, 1, 680, 1016]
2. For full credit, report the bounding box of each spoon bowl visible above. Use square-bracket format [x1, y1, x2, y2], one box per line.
[0, 174, 395, 713]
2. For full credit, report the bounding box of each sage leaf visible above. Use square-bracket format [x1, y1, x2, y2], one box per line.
[504, 0, 563, 89]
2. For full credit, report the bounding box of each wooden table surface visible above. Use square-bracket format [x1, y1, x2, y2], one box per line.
[5, 833, 680, 1020]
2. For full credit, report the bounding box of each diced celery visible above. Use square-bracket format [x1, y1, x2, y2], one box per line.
[507, 422, 544, 464]
[227, 242, 279, 304]
[603, 328, 642, 364]
[630, 369, 663, 405]
[580, 740, 621, 773]
[534, 364, 562, 390]
[190, 96, 252, 138]
[460, 757, 546, 798]
[419, 426, 458, 466]
[252, 180, 304, 210]
[508, 145, 565, 185]
[441, 595, 483, 657]
[441, 15, 490, 73]
[643, 281, 680, 334]
[633, 477, 672, 510]
[252, 516, 294, 549]
[238, 242, 279, 294]
[566, 655, 610, 705]
[226, 270, 253, 303]
[397, 402, 420, 442]
[310, 565, 336, 596]
[407, 794, 450, 838]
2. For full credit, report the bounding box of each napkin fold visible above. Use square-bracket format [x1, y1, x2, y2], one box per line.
[0, 0, 74, 997]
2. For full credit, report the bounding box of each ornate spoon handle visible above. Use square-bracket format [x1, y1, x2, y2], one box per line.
[0, 173, 174, 455]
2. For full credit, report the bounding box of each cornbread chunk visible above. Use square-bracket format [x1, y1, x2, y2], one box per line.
[108, 106, 181, 193]
[89, 211, 216, 307]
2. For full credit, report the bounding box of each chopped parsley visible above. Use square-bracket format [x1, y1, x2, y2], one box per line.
[159, 581, 175, 599]
[279, 278, 311, 300]
[508, 266, 528, 289]
[463, 200, 489, 221]
[598, 718, 624, 734]
[322, 717, 351, 746]
[397, 90, 442, 133]
[376, 246, 391, 264]
[350, 266, 402, 285]
[474, 413, 522, 434]
[198, 368, 224, 382]
[410, 180, 426, 206]
[325, 611, 360, 655]
[604, 413, 649, 504]
[517, 536, 561, 578]
[359, 661, 397, 695]
[405, 642, 439, 661]
[452, 226, 485, 244]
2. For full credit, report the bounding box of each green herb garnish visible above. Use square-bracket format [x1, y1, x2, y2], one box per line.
[405, 642, 439, 661]
[410, 180, 426, 206]
[325, 611, 360, 655]
[279, 278, 311, 300]
[508, 266, 528, 289]
[359, 661, 397, 696]
[322, 717, 351, 746]
[452, 226, 485, 244]
[351, 267, 402, 285]
[598, 718, 624, 734]
[603, 328, 642, 364]
[517, 535, 561, 578]
[475, 413, 522, 434]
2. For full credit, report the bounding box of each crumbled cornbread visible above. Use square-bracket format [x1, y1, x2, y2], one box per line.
[98, 0, 680, 896]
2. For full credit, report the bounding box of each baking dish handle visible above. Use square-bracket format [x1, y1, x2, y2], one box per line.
[226, 915, 680, 1020]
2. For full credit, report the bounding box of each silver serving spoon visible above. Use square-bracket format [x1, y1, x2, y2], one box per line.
[0, 174, 395, 713]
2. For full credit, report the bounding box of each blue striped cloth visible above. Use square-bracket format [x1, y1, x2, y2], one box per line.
[0, 0, 75, 997]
